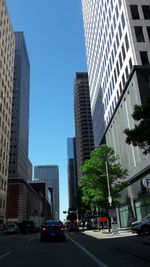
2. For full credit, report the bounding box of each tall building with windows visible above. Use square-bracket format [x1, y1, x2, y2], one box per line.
[34, 165, 59, 220]
[67, 137, 78, 210]
[8, 32, 30, 181]
[74, 72, 94, 180]
[82, 0, 150, 145]
[0, 0, 15, 224]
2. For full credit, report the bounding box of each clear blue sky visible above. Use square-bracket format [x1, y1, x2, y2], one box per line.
[7, 0, 87, 220]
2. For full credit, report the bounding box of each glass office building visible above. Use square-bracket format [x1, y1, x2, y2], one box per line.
[34, 165, 59, 220]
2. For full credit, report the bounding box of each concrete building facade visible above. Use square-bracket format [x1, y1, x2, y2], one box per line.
[8, 32, 30, 181]
[34, 165, 59, 220]
[82, 0, 150, 145]
[105, 66, 150, 227]
[0, 0, 15, 224]
[74, 72, 94, 180]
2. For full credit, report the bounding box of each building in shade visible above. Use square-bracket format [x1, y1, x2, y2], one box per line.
[34, 165, 59, 220]
[0, 0, 15, 224]
[74, 72, 94, 180]
[8, 32, 30, 181]
[82, 0, 150, 145]
[67, 137, 78, 211]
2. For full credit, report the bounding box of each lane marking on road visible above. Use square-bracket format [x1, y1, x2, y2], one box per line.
[27, 237, 36, 242]
[0, 251, 11, 259]
[66, 234, 108, 267]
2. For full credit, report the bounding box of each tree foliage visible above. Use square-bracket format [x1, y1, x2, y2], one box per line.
[124, 96, 150, 154]
[79, 145, 128, 214]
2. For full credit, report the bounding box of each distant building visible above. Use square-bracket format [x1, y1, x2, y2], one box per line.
[27, 159, 33, 183]
[30, 182, 52, 221]
[67, 137, 78, 210]
[34, 165, 59, 220]
[0, 0, 15, 224]
[9, 32, 30, 181]
[74, 72, 94, 180]
[6, 179, 43, 224]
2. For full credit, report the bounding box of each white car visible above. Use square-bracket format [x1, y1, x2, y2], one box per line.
[4, 224, 19, 234]
[131, 214, 150, 235]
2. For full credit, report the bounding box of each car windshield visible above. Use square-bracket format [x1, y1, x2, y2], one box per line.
[142, 214, 150, 221]
[44, 220, 62, 226]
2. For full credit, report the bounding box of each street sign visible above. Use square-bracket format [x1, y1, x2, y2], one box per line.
[142, 178, 150, 188]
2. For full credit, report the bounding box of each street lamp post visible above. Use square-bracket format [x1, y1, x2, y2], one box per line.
[105, 161, 112, 207]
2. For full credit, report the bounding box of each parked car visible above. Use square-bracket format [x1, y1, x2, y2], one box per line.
[40, 220, 65, 242]
[131, 214, 150, 235]
[4, 224, 19, 234]
[20, 220, 38, 234]
[67, 223, 79, 232]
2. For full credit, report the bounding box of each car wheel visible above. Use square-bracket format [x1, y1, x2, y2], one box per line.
[142, 225, 150, 235]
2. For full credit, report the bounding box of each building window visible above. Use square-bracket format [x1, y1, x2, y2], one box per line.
[119, 52, 123, 69]
[122, 43, 126, 60]
[125, 33, 129, 51]
[147, 27, 150, 41]
[130, 5, 140, 19]
[134, 27, 145, 42]
[142, 6, 150, 20]
[129, 58, 133, 71]
[125, 66, 129, 80]
[140, 51, 149, 65]
[122, 73, 125, 87]
[121, 12, 125, 29]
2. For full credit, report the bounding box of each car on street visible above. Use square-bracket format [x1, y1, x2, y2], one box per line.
[131, 214, 150, 235]
[40, 220, 66, 242]
[67, 223, 79, 232]
[4, 224, 19, 234]
[19, 220, 38, 234]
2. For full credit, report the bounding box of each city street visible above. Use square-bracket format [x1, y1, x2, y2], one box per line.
[0, 230, 150, 267]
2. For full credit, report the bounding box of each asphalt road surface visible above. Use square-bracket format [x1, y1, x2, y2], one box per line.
[0, 230, 150, 266]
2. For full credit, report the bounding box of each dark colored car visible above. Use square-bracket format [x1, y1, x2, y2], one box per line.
[19, 220, 38, 234]
[131, 214, 150, 235]
[40, 220, 65, 242]
[67, 223, 79, 232]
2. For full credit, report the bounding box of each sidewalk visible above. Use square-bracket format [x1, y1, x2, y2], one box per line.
[82, 228, 136, 239]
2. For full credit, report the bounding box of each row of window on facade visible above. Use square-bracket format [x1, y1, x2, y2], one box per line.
[0, 198, 5, 210]
[130, 5, 150, 20]
[0, 178, 7, 191]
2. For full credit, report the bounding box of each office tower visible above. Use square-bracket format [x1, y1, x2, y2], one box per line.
[67, 137, 78, 210]
[34, 165, 59, 220]
[74, 72, 94, 180]
[0, 0, 15, 224]
[82, 0, 150, 145]
[8, 32, 30, 181]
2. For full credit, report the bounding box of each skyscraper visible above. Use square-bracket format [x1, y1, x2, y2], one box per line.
[0, 0, 15, 224]
[67, 137, 78, 210]
[82, 0, 150, 145]
[9, 32, 30, 181]
[74, 72, 94, 180]
[34, 165, 59, 220]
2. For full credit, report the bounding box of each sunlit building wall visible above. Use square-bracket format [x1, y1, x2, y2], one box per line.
[82, 0, 150, 145]
[0, 0, 15, 224]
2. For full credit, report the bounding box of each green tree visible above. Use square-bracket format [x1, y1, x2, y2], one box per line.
[124, 96, 150, 155]
[79, 145, 128, 215]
